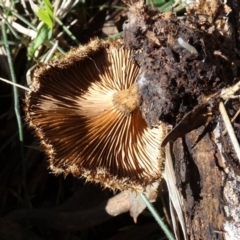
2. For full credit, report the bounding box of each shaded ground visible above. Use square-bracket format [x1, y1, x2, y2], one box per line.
[0, 1, 169, 239]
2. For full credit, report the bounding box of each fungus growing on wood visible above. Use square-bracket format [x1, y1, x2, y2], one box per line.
[25, 38, 167, 192]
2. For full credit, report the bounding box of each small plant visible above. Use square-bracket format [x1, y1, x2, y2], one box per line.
[28, 0, 54, 57]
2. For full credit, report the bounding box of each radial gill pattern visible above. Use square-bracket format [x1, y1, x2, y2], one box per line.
[25, 38, 167, 192]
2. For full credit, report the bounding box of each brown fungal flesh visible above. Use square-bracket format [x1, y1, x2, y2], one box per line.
[25, 38, 167, 192]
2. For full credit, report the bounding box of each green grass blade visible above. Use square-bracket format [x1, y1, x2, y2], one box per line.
[140, 193, 176, 240]
[2, 18, 30, 226]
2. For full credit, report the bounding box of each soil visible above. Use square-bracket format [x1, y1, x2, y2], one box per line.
[123, 2, 236, 127]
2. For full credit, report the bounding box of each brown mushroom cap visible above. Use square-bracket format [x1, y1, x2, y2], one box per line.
[25, 38, 167, 192]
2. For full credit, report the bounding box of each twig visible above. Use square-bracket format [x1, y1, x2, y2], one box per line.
[219, 101, 240, 161]
[43, 40, 59, 63]
[222, 108, 240, 135]
[0, 77, 30, 91]
[220, 81, 240, 100]
[20, 0, 30, 15]
[164, 142, 188, 240]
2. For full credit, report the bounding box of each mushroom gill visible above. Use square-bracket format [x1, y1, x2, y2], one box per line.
[25, 38, 167, 192]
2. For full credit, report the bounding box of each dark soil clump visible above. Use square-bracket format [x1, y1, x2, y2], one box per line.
[123, 2, 235, 127]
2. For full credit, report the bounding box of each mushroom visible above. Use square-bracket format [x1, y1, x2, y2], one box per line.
[25, 38, 167, 192]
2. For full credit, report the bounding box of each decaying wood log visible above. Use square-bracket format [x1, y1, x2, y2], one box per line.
[173, 126, 224, 239]
[123, 0, 240, 239]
